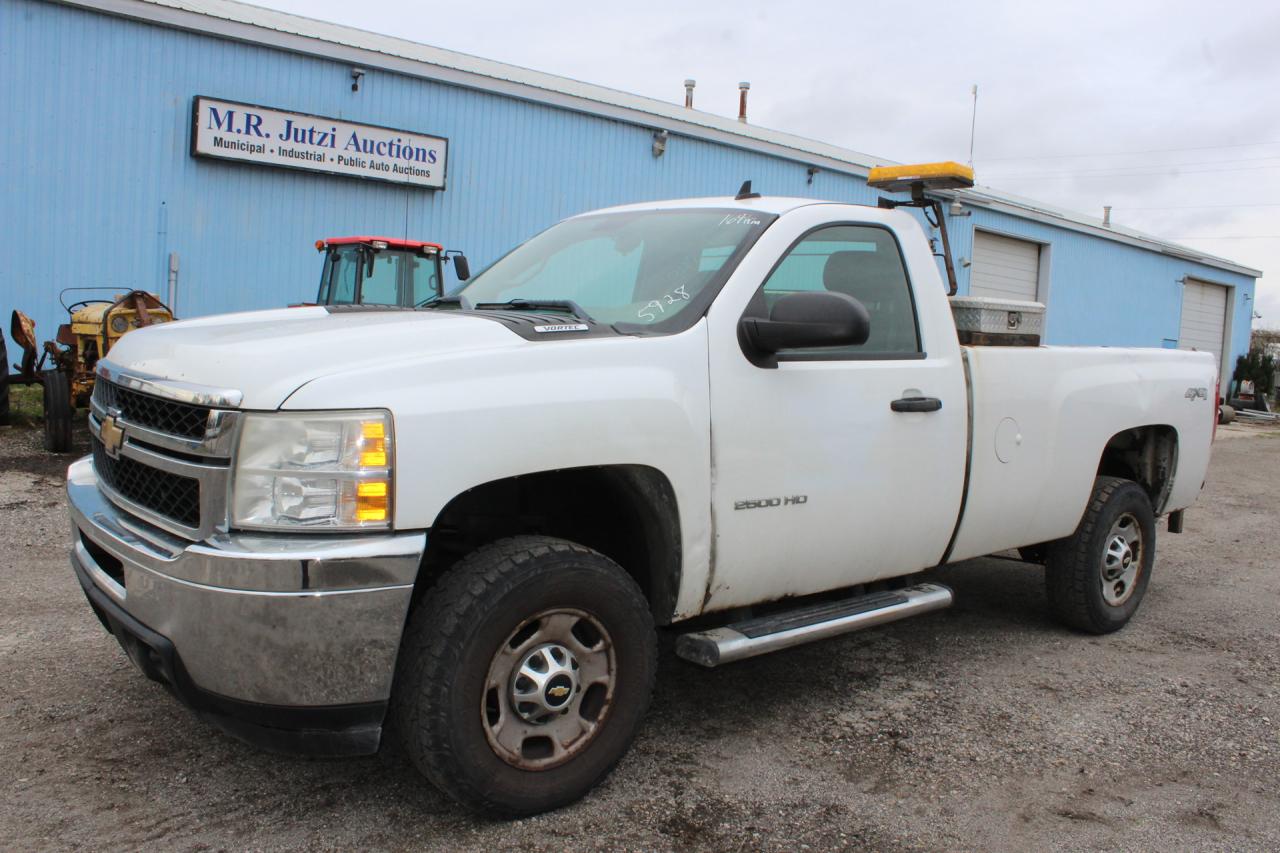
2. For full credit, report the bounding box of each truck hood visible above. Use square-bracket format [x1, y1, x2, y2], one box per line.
[102, 307, 524, 409]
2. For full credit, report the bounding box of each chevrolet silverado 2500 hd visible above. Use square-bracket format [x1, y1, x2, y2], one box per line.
[68, 193, 1217, 815]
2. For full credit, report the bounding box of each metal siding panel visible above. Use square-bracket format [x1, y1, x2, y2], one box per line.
[43, 0, 1260, 278]
[3, 0, 881, 341]
[1, 0, 1259, 389]
[961, 207, 1255, 376]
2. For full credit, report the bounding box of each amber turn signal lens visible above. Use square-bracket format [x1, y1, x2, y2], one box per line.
[360, 420, 387, 467]
[355, 480, 388, 522]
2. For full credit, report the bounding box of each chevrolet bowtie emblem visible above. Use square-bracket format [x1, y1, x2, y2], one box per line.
[99, 414, 125, 458]
[547, 685, 570, 698]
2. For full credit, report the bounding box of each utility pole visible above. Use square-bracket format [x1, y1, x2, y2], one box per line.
[968, 84, 979, 166]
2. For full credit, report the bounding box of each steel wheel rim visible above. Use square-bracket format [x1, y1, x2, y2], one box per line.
[1101, 512, 1143, 606]
[481, 607, 616, 770]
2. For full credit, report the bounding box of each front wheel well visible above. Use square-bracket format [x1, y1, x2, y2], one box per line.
[413, 465, 682, 625]
[1096, 425, 1178, 514]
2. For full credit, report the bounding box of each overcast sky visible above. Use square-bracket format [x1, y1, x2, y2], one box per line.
[257, 0, 1280, 329]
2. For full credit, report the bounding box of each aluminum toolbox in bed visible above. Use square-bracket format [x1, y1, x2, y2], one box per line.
[949, 296, 1044, 346]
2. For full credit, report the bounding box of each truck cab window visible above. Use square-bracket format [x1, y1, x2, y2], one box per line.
[324, 249, 362, 304]
[496, 236, 644, 308]
[753, 225, 921, 357]
[360, 253, 400, 305]
[456, 209, 774, 330]
[411, 258, 440, 305]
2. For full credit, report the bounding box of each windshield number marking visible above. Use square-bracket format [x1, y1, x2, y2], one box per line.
[638, 286, 691, 321]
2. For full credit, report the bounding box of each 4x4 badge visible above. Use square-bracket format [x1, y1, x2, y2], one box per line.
[99, 415, 125, 458]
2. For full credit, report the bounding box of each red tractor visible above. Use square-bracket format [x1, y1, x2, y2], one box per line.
[313, 237, 470, 307]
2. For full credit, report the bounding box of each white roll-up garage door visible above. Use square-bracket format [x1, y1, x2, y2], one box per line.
[1179, 279, 1228, 378]
[970, 231, 1041, 301]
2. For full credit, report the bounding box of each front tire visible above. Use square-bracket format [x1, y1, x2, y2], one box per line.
[393, 536, 657, 816]
[1045, 477, 1155, 634]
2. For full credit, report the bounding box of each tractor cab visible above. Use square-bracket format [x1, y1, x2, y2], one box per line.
[314, 237, 470, 308]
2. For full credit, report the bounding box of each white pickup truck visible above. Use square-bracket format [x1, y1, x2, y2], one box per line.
[67, 191, 1217, 816]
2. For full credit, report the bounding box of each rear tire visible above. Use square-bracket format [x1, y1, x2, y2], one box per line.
[42, 370, 72, 452]
[1045, 477, 1155, 634]
[1017, 544, 1048, 565]
[393, 536, 657, 816]
[0, 333, 9, 426]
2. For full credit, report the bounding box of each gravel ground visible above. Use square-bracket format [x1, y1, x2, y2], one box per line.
[2, 417, 1278, 851]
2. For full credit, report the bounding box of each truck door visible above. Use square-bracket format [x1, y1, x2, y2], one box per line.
[704, 215, 967, 611]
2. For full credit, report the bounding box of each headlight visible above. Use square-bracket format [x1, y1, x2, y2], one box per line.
[231, 410, 393, 531]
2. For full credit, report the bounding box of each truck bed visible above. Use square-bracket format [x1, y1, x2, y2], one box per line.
[946, 345, 1217, 563]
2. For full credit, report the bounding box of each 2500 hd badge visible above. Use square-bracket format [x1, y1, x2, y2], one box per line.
[734, 495, 809, 510]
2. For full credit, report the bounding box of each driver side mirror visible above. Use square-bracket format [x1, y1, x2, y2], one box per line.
[738, 290, 871, 368]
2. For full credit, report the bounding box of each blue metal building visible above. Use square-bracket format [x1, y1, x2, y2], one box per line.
[1, 0, 1261, 385]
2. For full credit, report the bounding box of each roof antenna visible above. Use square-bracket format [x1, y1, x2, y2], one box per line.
[967, 84, 978, 166]
[735, 180, 761, 200]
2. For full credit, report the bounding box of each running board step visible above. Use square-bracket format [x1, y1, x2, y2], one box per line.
[675, 582, 953, 668]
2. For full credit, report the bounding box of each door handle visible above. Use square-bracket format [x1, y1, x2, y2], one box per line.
[891, 396, 942, 413]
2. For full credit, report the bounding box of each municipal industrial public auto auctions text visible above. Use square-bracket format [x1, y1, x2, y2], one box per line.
[211, 135, 434, 178]
[204, 105, 438, 179]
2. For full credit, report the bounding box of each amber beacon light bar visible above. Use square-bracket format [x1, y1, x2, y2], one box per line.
[867, 161, 976, 295]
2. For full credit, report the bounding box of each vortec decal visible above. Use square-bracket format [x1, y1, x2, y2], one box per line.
[734, 495, 808, 511]
[533, 324, 590, 333]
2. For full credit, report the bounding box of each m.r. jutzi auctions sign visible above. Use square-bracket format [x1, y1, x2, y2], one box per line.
[191, 96, 447, 189]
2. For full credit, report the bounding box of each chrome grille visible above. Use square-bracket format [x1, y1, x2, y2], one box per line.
[93, 439, 201, 527]
[93, 380, 211, 439]
[89, 365, 241, 540]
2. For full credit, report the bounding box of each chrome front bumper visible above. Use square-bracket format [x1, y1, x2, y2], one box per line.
[67, 456, 424, 747]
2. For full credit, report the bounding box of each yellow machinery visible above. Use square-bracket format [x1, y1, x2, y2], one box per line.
[2, 290, 174, 451]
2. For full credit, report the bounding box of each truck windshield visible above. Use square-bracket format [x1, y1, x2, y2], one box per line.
[318, 246, 440, 306]
[453, 208, 775, 329]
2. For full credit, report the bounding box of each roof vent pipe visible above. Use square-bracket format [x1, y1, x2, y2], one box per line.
[1103, 205, 1112, 227]
[738, 82, 750, 123]
[684, 79, 696, 109]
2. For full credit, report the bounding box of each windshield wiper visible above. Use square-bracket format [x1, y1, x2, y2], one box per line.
[472, 299, 592, 322]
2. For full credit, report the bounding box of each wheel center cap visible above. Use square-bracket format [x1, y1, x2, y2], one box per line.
[544, 674, 574, 707]
[510, 643, 581, 724]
